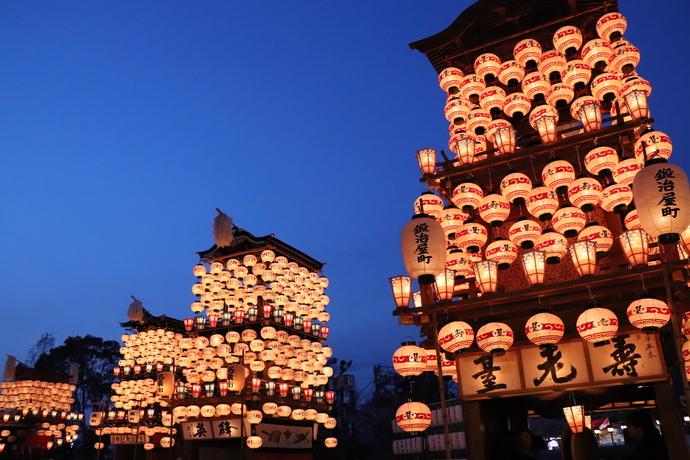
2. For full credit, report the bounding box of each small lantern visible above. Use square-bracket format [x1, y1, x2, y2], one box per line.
[577, 307, 618, 344]
[581, 39, 613, 70]
[438, 67, 465, 94]
[633, 162, 690, 243]
[618, 229, 649, 267]
[473, 260, 498, 294]
[479, 86, 507, 115]
[521, 250, 546, 285]
[449, 131, 477, 165]
[247, 436, 263, 449]
[601, 183, 632, 213]
[570, 96, 601, 132]
[597, 12, 627, 41]
[627, 298, 671, 333]
[265, 381, 276, 396]
[438, 206, 469, 238]
[434, 270, 456, 301]
[498, 60, 525, 86]
[612, 157, 643, 186]
[545, 82, 574, 108]
[486, 120, 516, 155]
[325, 438, 338, 448]
[485, 239, 518, 270]
[526, 186, 558, 221]
[608, 39, 640, 75]
[585, 146, 619, 177]
[590, 72, 622, 102]
[477, 194, 511, 227]
[503, 92, 532, 119]
[568, 177, 603, 212]
[326, 391, 335, 404]
[553, 25, 583, 56]
[620, 76, 652, 120]
[522, 72, 550, 100]
[542, 159, 575, 192]
[513, 38, 542, 68]
[634, 131, 672, 163]
[451, 182, 484, 212]
[508, 219, 542, 250]
[562, 59, 591, 89]
[538, 50, 566, 80]
[444, 98, 472, 124]
[195, 316, 207, 329]
[396, 402, 432, 433]
[500, 172, 532, 205]
[529, 105, 559, 144]
[455, 221, 488, 254]
[459, 74, 486, 101]
[569, 240, 598, 277]
[392, 342, 426, 377]
[184, 318, 194, 332]
[535, 230, 569, 264]
[445, 247, 475, 278]
[474, 53, 502, 83]
[563, 406, 586, 433]
[579, 224, 613, 253]
[476, 322, 514, 355]
[437, 321, 475, 354]
[466, 108, 492, 135]
[401, 214, 447, 284]
[416, 148, 436, 175]
[414, 191, 444, 219]
[526, 312, 564, 346]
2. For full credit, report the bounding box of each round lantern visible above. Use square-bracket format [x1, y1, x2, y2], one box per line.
[396, 402, 432, 433]
[578, 224, 613, 253]
[552, 207, 587, 237]
[601, 183, 632, 213]
[477, 193, 510, 227]
[459, 74, 486, 101]
[438, 67, 465, 94]
[325, 437, 338, 448]
[585, 146, 619, 177]
[526, 186, 558, 221]
[570, 96, 600, 132]
[618, 229, 649, 267]
[451, 182, 484, 211]
[590, 72, 621, 102]
[401, 214, 447, 284]
[449, 131, 477, 165]
[535, 230, 568, 264]
[508, 219, 542, 250]
[474, 53, 502, 83]
[553, 25, 582, 56]
[479, 86, 507, 115]
[522, 72, 550, 100]
[538, 50, 566, 80]
[577, 307, 618, 344]
[612, 157, 644, 186]
[634, 131, 672, 163]
[503, 92, 532, 119]
[498, 60, 525, 86]
[486, 120, 516, 155]
[633, 162, 690, 243]
[392, 342, 426, 377]
[455, 221, 488, 254]
[546, 83, 574, 108]
[529, 105, 559, 144]
[627, 298, 671, 333]
[597, 12, 627, 41]
[525, 312, 564, 346]
[445, 247, 474, 278]
[485, 239, 518, 269]
[437, 321, 475, 354]
[444, 98, 472, 124]
[608, 39, 640, 75]
[500, 172, 532, 204]
[620, 76, 652, 120]
[438, 206, 469, 239]
[513, 38, 542, 68]
[413, 191, 444, 219]
[476, 322, 514, 355]
[247, 436, 263, 449]
[568, 177, 603, 212]
[466, 108, 492, 135]
[581, 39, 613, 70]
[559, 59, 590, 87]
[542, 159, 575, 192]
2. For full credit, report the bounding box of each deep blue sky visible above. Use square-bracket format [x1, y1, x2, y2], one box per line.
[1, 1, 688, 394]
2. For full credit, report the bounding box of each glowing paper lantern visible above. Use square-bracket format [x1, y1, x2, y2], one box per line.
[522, 72, 550, 100]
[438, 206, 469, 238]
[612, 158, 643, 186]
[437, 321, 475, 353]
[459, 74, 486, 101]
[569, 241, 598, 277]
[414, 191, 444, 219]
[521, 250, 546, 285]
[477, 194, 511, 227]
[529, 105, 559, 144]
[476, 322, 514, 355]
[392, 342, 426, 377]
[568, 177, 603, 212]
[597, 12, 627, 41]
[486, 120, 516, 155]
[535, 230, 568, 264]
[576, 307, 618, 344]
[525, 312, 564, 346]
[500, 172, 532, 204]
[503, 92, 532, 119]
[545, 83, 574, 108]
[498, 60, 525, 86]
[578, 224, 613, 253]
[396, 402, 432, 432]
[634, 131, 672, 163]
[581, 39, 613, 70]
[473, 260, 498, 294]
[563, 406, 586, 434]
[608, 39, 640, 75]
[434, 269, 456, 301]
[484, 239, 518, 269]
[553, 25, 582, 55]
[601, 183, 632, 213]
[542, 159, 575, 192]
[451, 182, 484, 211]
[246, 436, 263, 449]
[479, 87, 507, 114]
[474, 53, 502, 82]
[618, 229, 649, 267]
[590, 72, 621, 102]
[570, 96, 600, 132]
[620, 76, 652, 120]
[325, 437, 338, 448]
[627, 298, 671, 333]
[401, 215, 447, 284]
[438, 67, 464, 94]
[513, 38, 542, 68]
[584, 146, 619, 177]
[527, 186, 558, 221]
[508, 219, 542, 250]
[445, 97, 473, 125]
[455, 221, 488, 254]
[538, 50, 566, 79]
[445, 247, 475, 278]
[466, 108, 492, 135]
[389, 275, 412, 308]
[449, 131, 477, 165]
[416, 148, 436, 175]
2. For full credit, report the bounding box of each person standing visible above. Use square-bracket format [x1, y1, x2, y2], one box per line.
[624, 410, 668, 460]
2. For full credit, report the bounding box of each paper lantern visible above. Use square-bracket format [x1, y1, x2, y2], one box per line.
[498, 60, 525, 86]
[620, 76, 652, 120]
[455, 221, 488, 254]
[325, 437, 338, 448]
[525, 312, 564, 346]
[535, 230, 568, 264]
[578, 224, 613, 253]
[568, 177, 603, 212]
[538, 50, 566, 79]
[226, 364, 246, 392]
[485, 239, 518, 269]
[612, 157, 644, 186]
[633, 162, 690, 243]
[618, 229, 649, 267]
[476, 322, 514, 355]
[597, 12, 627, 41]
[477, 194, 510, 227]
[522, 72, 550, 100]
[608, 39, 640, 75]
[444, 98, 472, 124]
[459, 74, 485, 101]
[438, 206, 469, 238]
[569, 241, 598, 277]
[585, 146, 619, 177]
[473, 260, 498, 294]
[466, 108, 492, 135]
[561, 60, 591, 89]
[434, 270, 456, 301]
[529, 105, 559, 144]
[479, 86, 507, 114]
[437, 321, 475, 353]
[389, 276, 412, 308]
[401, 214, 447, 284]
[563, 406, 586, 434]
[627, 298, 671, 333]
[474, 53, 502, 82]
[521, 250, 546, 285]
[553, 25, 582, 55]
[416, 148, 436, 175]
[581, 39, 613, 69]
[396, 402, 432, 432]
[601, 183, 632, 213]
[508, 219, 542, 250]
[449, 131, 476, 165]
[445, 247, 474, 278]
[634, 131, 672, 163]
[577, 307, 618, 343]
[542, 159, 575, 192]
[590, 72, 621, 102]
[157, 372, 175, 397]
[438, 67, 464, 94]
[570, 96, 600, 132]
[503, 92, 532, 118]
[513, 38, 542, 68]
[247, 436, 263, 449]
[486, 120, 516, 155]
[545, 83, 574, 108]
[527, 186, 558, 221]
[392, 342, 426, 377]
[451, 182, 484, 211]
[500, 172, 532, 204]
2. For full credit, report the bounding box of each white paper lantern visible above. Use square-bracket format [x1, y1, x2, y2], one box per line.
[503, 92, 532, 118]
[484, 239, 518, 269]
[553, 25, 582, 55]
[541, 159, 575, 191]
[538, 50, 566, 78]
[581, 39, 613, 69]
[396, 402, 432, 433]
[437, 321, 475, 353]
[634, 131, 672, 163]
[498, 60, 525, 86]
[546, 83, 574, 108]
[508, 219, 542, 249]
[413, 191, 444, 219]
[522, 72, 550, 100]
[597, 12, 627, 41]
[476, 322, 514, 355]
[552, 207, 587, 237]
[479, 87, 507, 114]
[477, 194, 511, 226]
[392, 342, 426, 377]
[451, 182, 484, 211]
[246, 436, 263, 449]
[612, 157, 644, 186]
[534, 230, 568, 264]
[513, 38, 542, 68]
[527, 186, 558, 221]
[401, 215, 447, 283]
[445, 247, 475, 278]
[584, 146, 619, 176]
[455, 221, 488, 254]
[577, 308, 618, 344]
[444, 98, 472, 124]
[466, 108, 492, 135]
[627, 298, 671, 333]
[525, 312, 564, 346]
[601, 183, 632, 213]
[474, 53, 502, 82]
[568, 177, 603, 212]
[578, 224, 613, 253]
[529, 105, 559, 144]
[608, 39, 640, 75]
[500, 172, 532, 204]
[459, 74, 486, 101]
[438, 67, 465, 94]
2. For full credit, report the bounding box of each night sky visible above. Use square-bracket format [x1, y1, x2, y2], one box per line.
[1, 1, 688, 394]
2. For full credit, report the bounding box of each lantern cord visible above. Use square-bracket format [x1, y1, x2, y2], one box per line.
[538, 295, 543, 305]
[489, 301, 494, 316]
[592, 136, 598, 147]
[529, 156, 538, 184]
[587, 285, 594, 301]
[488, 168, 493, 191]
[575, 144, 582, 173]
[617, 134, 625, 157]
[549, 150, 556, 159]
[640, 273, 646, 292]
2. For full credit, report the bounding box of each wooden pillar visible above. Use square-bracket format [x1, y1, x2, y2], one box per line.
[653, 380, 690, 460]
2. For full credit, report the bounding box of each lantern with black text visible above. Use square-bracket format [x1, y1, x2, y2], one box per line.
[478, 194, 511, 226]
[473, 260, 498, 294]
[479, 87, 507, 116]
[247, 436, 263, 449]
[620, 76, 651, 120]
[466, 108, 492, 135]
[597, 12, 627, 42]
[498, 60, 525, 87]
[530, 105, 559, 144]
[562, 60, 591, 90]
[475, 53, 502, 83]
[578, 224, 613, 253]
[569, 240, 598, 277]
[542, 159, 575, 192]
[438, 206, 468, 238]
[568, 177, 603, 212]
[633, 162, 690, 243]
[445, 247, 475, 278]
[434, 270, 456, 301]
[416, 148, 436, 175]
[401, 214, 447, 284]
[456, 221, 488, 254]
[618, 229, 649, 267]
[486, 120, 516, 155]
[451, 182, 484, 211]
[612, 157, 643, 186]
[634, 131, 672, 163]
[609, 39, 640, 75]
[577, 307, 618, 344]
[503, 92, 532, 119]
[500, 172, 532, 205]
[525, 312, 564, 346]
[602, 183, 632, 213]
[513, 38, 541, 68]
[627, 298, 671, 333]
[522, 72, 550, 101]
[546, 83, 574, 108]
[521, 251, 546, 285]
[476, 322, 513, 355]
[527, 186, 558, 221]
[438, 321, 475, 354]
[581, 39, 613, 70]
[535, 230, 568, 264]
[553, 25, 582, 56]
[438, 67, 464, 94]
[538, 50, 566, 81]
[389, 276, 411, 308]
[414, 191, 444, 219]
[396, 402, 432, 433]
[392, 342, 426, 377]
[563, 406, 586, 433]
[485, 239, 518, 270]
[508, 219, 542, 250]
[445, 98, 472, 125]
[570, 96, 601, 132]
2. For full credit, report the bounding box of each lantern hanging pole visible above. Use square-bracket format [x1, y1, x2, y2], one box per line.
[431, 309, 453, 460]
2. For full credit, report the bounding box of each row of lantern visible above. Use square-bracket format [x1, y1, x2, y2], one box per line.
[185, 309, 331, 334]
[0, 381, 77, 412]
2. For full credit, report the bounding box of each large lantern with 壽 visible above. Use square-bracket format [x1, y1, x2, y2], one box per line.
[478, 194, 511, 226]
[529, 105, 559, 144]
[476, 322, 514, 356]
[634, 131, 672, 163]
[535, 230, 568, 264]
[525, 312, 564, 347]
[500, 172, 532, 205]
[392, 342, 426, 377]
[542, 159, 575, 193]
[508, 219, 542, 250]
[452, 182, 484, 212]
[633, 162, 690, 244]
[401, 214, 447, 285]
[438, 321, 475, 354]
[526, 186, 558, 221]
[585, 146, 619, 177]
[438, 67, 464, 94]
[553, 207, 587, 238]
[396, 402, 432, 433]
[413, 191, 444, 219]
[577, 307, 618, 345]
[627, 298, 671, 333]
